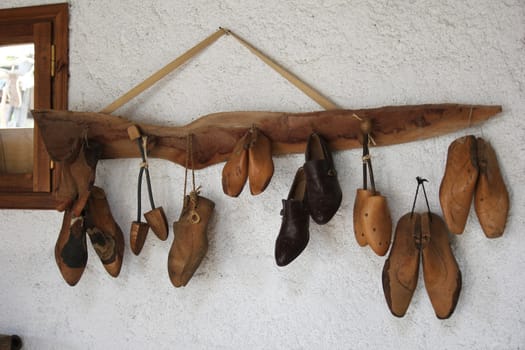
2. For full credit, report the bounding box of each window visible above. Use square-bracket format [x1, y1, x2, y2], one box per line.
[0, 3, 68, 209]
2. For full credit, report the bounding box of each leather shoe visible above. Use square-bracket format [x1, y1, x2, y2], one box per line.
[275, 167, 309, 266]
[304, 133, 342, 224]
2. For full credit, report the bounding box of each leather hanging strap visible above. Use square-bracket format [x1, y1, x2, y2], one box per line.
[101, 27, 338, 114]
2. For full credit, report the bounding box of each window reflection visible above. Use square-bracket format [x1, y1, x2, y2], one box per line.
[0, 44, 34, 128]
[0, 44, 34, 174]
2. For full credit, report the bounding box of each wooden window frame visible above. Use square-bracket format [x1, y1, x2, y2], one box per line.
[0, 3, 68, 209]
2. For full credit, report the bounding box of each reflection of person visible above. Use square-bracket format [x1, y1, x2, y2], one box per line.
[0, 57, 34, 128]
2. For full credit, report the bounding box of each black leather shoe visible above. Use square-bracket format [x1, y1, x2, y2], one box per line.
[304, 133, 342, 224]
[275, 168, 309, 266]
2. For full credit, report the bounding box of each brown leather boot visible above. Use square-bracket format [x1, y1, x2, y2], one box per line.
[360, 193, 392, 256]
[69, 141, 101, 217]
[382, 213, 420, 317]
[168, 193, 215, 287]
[474, 138, 509, 238]
[421, 212, 462, 319]
[353, 189, 372, 247]
[84, 186, 124, 277]
[439, 135, 478, 234]
[55, 209, 88, 286]
[222, 132, 250, 197]
[248, 127, 274, 195]
[275, 167, 309, 266]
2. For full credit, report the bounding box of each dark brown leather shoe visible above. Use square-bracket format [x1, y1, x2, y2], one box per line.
[382, 213, 420, 317]
[474, 138, 509, 238]
[439, 135, 478, 234]
[275, 168, 309, 266]
[304, 133, 342, 224]
[421, 212, 462, 319]
[55, 209, 88, 286]
[84, 186, 125, 277]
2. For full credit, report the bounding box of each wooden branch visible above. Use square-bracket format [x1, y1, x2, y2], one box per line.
[32, 104, 502, 169]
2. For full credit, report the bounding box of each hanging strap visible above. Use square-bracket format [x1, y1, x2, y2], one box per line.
[222, 28, 338, 110]
[100, 27, 338, 114]
[183, 134, 201, 224]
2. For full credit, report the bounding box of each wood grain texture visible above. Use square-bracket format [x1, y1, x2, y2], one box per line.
[33, 104, 502, 170]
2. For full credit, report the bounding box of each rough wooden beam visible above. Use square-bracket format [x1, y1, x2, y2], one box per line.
[32, 104, 502, 169]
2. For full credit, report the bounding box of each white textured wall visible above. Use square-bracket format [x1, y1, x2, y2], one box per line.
[1, 1, 524, 349]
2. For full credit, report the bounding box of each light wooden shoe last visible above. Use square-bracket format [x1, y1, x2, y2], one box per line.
[421, 212, 462, 319]
[168, 194, 215, 287]
[382, 213, 420, 317]
[248, 128, 274, 195]
[360, 194, 392, 256]
[439, 135, 478, 234]
[474, 138, 509, 238]
[222, 132, 250, 197]
[353, 189, 372, 247]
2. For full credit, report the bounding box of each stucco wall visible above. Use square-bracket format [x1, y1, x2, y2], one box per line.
[1, 1, 524, 349]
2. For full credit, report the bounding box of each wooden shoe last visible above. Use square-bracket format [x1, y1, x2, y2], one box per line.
[85, 186, 125, 277]
[421, 213, 462, 319]
[353, 189, 372, 247]
[248, 128, 274, 195]
[168, 194, 215, 287]
[474, 138, 509, 238]
[439, 135, 478, 234]
[222, 132, 250, 197]
[360, 193, 392, 256]
[55, 209, 88, 286]
[382, 213, 420, 317]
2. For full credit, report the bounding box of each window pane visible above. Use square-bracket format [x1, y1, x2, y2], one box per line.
[0, 43, 34, 174]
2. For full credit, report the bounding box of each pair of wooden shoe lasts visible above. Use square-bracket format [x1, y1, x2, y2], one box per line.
[55, 186, 125, 286]
[440, 135, 509, 237]
[222, 126, 274, 197]
[127, 125, 169, 255]
[382, 211, 461, 319]
[353, 124, 392, 257]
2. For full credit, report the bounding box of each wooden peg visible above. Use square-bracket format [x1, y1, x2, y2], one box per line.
[127, 125, 142, 141]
